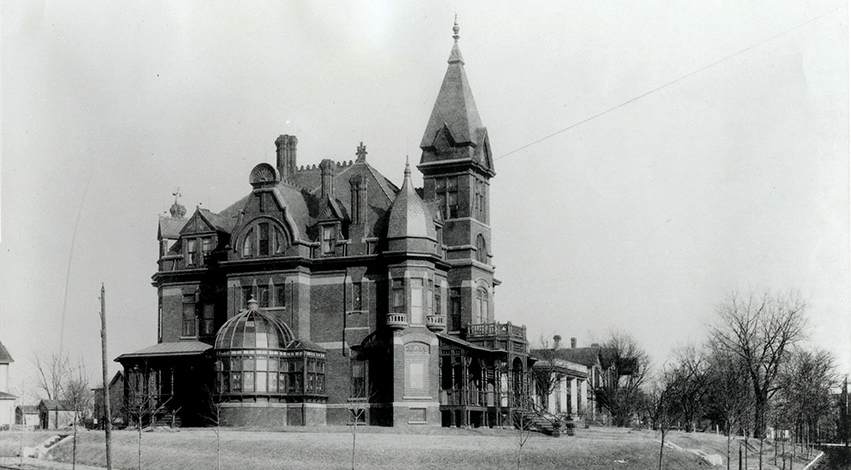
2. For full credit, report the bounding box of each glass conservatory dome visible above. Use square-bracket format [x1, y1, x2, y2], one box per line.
[214, 299, 294, 350]
[213, 298, 325, 400]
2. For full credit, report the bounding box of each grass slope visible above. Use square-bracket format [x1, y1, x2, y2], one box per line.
[0, 426, 815, 470]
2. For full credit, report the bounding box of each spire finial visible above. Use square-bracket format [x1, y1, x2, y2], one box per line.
[452, 15, 460, 41]
[169, 187, 187, 218]
[404, 156, 411, 177]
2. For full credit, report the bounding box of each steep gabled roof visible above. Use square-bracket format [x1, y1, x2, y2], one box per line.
[158, 217, 187, 240]
[0, 341, 13, 364]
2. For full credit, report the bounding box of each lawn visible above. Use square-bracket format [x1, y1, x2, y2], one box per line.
[0, 426, 823, 470]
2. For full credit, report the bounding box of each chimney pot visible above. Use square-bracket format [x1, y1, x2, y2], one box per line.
[553, 335, 562, 349]
[571, 337, 577, 349]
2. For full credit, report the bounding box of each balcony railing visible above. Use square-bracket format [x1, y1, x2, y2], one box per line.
[467, 322, 527, 340]
[426, 314, 446, 332]
[386, 313, 408, 330]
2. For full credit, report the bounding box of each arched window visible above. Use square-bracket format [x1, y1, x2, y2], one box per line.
[474, 287, 489, 324]
[240, 220, 289, 258]
[475, 234, 487, 264]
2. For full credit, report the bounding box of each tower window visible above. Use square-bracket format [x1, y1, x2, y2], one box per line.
[474, 178, 487, 222]
[474, 287, 489, 324]
[410, 278, 423, 324]
[476, 234, 487, 264]
[450, 288, 461, 330]
[435, 177, 458, 219]
[434, 284, 442, 316]
[392, 278, 405, 313]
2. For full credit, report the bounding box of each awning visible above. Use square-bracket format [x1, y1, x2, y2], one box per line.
[115, 341, 212, 362]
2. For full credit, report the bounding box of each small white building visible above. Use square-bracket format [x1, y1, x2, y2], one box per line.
[0, 341, 16, 430]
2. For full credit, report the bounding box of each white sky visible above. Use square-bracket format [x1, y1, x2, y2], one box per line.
[1, 1, 848, 399]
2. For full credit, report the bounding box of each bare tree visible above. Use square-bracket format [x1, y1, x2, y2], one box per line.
[202, 385, 224, 470]
[667, 344, 714, 433]
[711, 290, 807, 440]
[63, 362, 92, 470]
[594, 331, 650, 427]
[776, 347, 837, 457]
[705, 347, 754, 470]
[646, 369, 677, 470]
[33, 352, 70, 400]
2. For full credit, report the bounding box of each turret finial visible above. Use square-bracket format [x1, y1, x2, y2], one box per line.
[453, 15, 460, 41]
[404, 156, 411, 177]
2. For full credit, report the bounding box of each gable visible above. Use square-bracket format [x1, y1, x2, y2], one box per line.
[179, 210, 216, 236]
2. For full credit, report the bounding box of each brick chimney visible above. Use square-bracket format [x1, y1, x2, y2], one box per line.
[320, 159, 335, 198]
[571, 337, 577, 349]
[552, 335, 562, 350]
[275, 135, 298, 181]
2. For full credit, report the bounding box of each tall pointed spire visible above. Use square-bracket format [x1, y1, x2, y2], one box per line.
[419, 18, 493, 175]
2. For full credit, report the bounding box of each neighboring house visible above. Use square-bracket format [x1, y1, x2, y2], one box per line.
[92, 371, 124, 428]
[15, 405, 39, 427]
[38, 400, 76, 430]
[114, 22, 533, 429]
[532, 338, 621, 422]
[530, 346, 589, 418]
[0, 341, 15, 429]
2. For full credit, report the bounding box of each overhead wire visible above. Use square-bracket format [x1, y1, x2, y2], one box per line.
[495, 4, 846, 161]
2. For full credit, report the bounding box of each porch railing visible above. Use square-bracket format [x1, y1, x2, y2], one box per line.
[467, 322, 526, 340]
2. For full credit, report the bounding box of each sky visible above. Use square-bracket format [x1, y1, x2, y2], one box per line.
[1, 1, 848, 400]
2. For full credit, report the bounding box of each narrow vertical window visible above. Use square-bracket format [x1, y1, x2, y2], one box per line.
[410, 278, 423, 324]
[352, 281, 363, 312]
[435, 178, 446, 218]
[242, 229, 254, 257]
[392, 278, 405, 313]
[434, 284, 442, 316]
[275, 284, 287, 308]
[450, 288, 461, 330]
[476, 234, 487, 264]
[201, 304, 215, 336]
[426, 280, 434, 316]
[242, 286, 253, 307]
[322, 226, 336, 255]
[475, 287, 489, 324]
[258, 285, 270, 308]
[447, 177, 458, 218]
[182, 294, 196, 336]
[186, 239, 197, 265]
[351, 360, 366, 398]
[202, 237, 213, 260]
[273, 227, 286, 254]
[259, 223, 270, 256]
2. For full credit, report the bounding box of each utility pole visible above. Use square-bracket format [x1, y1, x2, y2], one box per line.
[99, 283, 113, 470]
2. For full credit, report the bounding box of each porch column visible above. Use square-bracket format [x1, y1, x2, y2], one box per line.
[580, 379, 588, 417]
[558, 376, 567, 414]
[547, 377, 557, 414]
[570, 378, 578, 419]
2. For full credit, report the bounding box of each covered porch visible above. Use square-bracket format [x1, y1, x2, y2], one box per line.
[437, 332, 533, 428]
[115, 341, 213, 428]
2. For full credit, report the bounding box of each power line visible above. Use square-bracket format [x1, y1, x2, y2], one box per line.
[496, 4, 846, 161]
